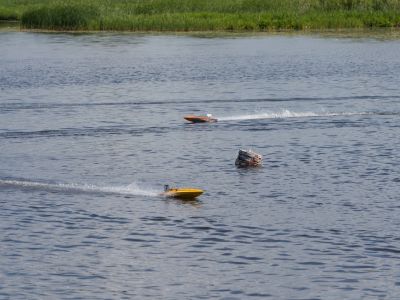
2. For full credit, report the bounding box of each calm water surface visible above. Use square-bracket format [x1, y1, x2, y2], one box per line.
[1, 31, 400, 299]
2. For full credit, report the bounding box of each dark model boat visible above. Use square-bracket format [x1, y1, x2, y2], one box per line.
[235, 149, 263, 167]
[184, 114, 218, 123]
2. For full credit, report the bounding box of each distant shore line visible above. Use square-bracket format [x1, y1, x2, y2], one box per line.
[1, 0, 400, 32]
[2, 24, 400, 39]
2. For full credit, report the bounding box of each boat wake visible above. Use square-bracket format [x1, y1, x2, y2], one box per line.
[0, 179, 158, 197]
[217, 109, 370, 121]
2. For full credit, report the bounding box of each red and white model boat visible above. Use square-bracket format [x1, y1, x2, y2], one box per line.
[184, 114, 218, 123]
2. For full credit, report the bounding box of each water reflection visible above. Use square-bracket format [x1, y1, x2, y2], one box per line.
[0, 21, 19, 31]
[170, 198, 202, 207]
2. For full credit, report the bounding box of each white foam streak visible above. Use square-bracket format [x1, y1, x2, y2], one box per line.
[0, 179, 158, 197]
[218, 109, 367, 121]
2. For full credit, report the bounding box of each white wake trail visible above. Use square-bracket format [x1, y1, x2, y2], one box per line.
[217, 109, 369, 121]
[0, 179, 158, 197]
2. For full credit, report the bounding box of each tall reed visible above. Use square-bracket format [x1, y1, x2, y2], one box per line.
[21, 2, 99, 30]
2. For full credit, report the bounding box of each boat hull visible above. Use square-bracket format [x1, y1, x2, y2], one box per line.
[162, 188, 204, 199]
[184, 115, 217, 123]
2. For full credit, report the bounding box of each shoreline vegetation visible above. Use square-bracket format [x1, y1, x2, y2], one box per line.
[1, 0, 400, 32]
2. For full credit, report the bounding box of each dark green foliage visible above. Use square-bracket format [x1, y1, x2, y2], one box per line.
[0, 7, 18, 20]
[21, 2, 99, 30]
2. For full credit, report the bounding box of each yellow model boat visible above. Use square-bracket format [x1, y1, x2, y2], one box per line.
[161, 186, 204, 199]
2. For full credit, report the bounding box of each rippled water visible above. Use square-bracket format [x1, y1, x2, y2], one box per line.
[1, 31, 400, 299]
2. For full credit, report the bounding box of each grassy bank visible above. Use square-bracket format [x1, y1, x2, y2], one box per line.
[1, 0, 400, 31]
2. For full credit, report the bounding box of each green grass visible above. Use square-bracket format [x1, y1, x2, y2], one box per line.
[1, 0, 400, 31]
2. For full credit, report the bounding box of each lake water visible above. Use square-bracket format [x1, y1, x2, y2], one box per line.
[1, 30, 400, 299]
